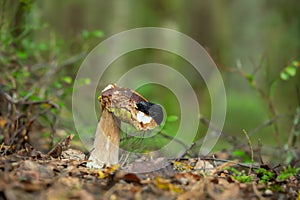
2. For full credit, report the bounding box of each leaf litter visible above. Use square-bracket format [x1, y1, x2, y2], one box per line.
[0, 135, 299, 199]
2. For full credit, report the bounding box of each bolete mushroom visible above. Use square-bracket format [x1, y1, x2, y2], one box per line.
[87, 84, 163, 169]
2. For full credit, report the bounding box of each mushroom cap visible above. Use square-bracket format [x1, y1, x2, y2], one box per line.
[100, 84, 162, 131]
[136, 101, 163, 125]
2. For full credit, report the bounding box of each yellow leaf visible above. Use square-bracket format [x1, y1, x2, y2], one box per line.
[172, 161, 193, 171]
[105, 164, 120, 174]
[155, 177, 170, 190]
[169, 184, 184, 194]
[98, 171, 107, 179]
[0, 117, 7, 128]
[156, 177, 183, 194]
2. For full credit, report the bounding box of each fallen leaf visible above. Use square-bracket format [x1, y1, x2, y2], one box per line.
[194, 160, 214, 175]
[122, 173, 141, 184]
[155, 177, 170, 190]
[172, 161, 193, 172]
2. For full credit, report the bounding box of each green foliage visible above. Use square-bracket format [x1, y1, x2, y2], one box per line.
[225, 167, 254, 183]
[251, 166, 299, 192]
[255, 168, 275, 183]
[234, 174, 253, 183]
[245, 73, 254, 85]
[225, 164, 299, 193]
[232, 150, 252, 163]
[269, 184, 284, 192]
[236, 58, 300, 164]
[0, 1, 103, 148]
[280, 60, 299, 81]
[61, 76, 73, 84]
[277, 165, 299, 180]
[81, 30, 105, 40]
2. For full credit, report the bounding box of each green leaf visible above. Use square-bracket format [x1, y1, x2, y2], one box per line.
[82, 30, 104, 40]
[246, 73, 254, 83]
[167, 115, 178, 122]
[232, 150, 251, 163]
[232, 149, 246, 157]
[292, 60, 299, 67]
[38, 42, 48, 51]
[62, 76, 72, 84]
[54, 81, 62, 89]
[285, 65, 296, 76]
[17, 51, 28, 59]
[84, 78, 91, 85]
[28, 95, 43, 101]
[91, 30, 104, 38]
[57, 101, 65, 108]
[280, 72, 289, 80]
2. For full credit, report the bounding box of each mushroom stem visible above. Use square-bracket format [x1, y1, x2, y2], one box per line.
[87, 109, 120, 168]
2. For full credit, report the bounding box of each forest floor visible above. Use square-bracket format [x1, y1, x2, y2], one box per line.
[0, 135, 299, 200]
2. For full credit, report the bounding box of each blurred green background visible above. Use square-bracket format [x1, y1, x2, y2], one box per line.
[0, 0, 299, 164]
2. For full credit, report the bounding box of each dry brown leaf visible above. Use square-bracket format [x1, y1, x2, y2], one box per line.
[47, 134, 74, 158]
[122, 173, 141, 184]
[213, 159, 239, 174]
[207, 178, 240, 200]
[178, 178, 206, 200]
[194, 160, 215, 175]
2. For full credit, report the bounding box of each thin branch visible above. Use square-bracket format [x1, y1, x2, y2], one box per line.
[242, 129, 254, 175]
[248, 118, 275, 137]
[198, 114, 238, 147]
[173, 157, 260, 169]
[239, 70, 282, 148]
[257, 138, 264, 165]
[159, 131, 190, 150]
[0, 89, 59, 109]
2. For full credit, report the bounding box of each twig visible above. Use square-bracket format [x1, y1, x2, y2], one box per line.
[287, 104, 300, 148]
[229, 63, 282, 148]
[252, 182, 265, 200]
[248, 118, 275, 137]
[242, 129, 254, 175]
[199, 115, 237, 145]
[257, 138, 264, 165]
[1, 86, 59, 151]
[120, 130, 191, 153]
[173, 157, 260, 169]
[1, 90, 59, 109]
[47, 134, 74, 158]
[159, 131, 190, 151]
[237, 115, 286, 149]
[224, 60, 282, 149]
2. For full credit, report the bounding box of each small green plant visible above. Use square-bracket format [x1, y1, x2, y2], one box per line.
[225, 167, 254, 183]
[0, 1, 103, 150]
[234, 174, 254, 183]
[269, 184, 284, 192]
[233, 59, 300, 164]
[255, 168, 275, 183]
[277, 165, 300, 181]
